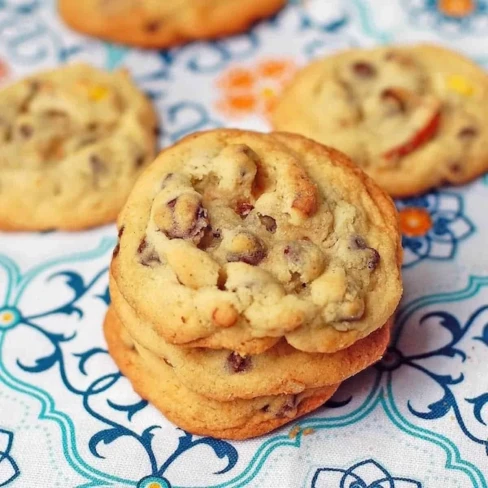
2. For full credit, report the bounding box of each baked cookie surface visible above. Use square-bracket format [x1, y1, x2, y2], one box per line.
[110, 274, 391, 400]
[112, 129, 402, 354]
[104, 306, 339, 440]
[0, 63, 157, 231]
[58, 0, 285, 48]
[272, 44, 488, 197]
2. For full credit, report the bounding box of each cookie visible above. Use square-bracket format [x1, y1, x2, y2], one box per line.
[0, 63, 157, 231]
[104, 306, 340, 440]
[59, 0, 285, 49]
[111, 129, 402, 354]
[272, 44, 488, 197]
[110, 274, 391, 400]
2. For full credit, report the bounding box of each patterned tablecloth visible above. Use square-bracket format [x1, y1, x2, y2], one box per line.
[0, 1, 487, 487]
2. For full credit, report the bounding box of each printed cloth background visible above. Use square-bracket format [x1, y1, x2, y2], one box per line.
[0, 0, 487, 486]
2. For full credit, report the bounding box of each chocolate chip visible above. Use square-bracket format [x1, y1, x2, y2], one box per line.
[112, 243, 120, 258]
[227, 233, 267, 266]
[183, 205, 209, 241]
[351, 236, 367, 250]
[19, 124, 33, 138]
[229, 248, 266, 266]
[157, 194, 209, 244]
[261, 404, 270, 413]
[145, 20, 162, 32]
[198, 226, 223, 251]
[134, 153, 145, 168]
[236, 202, 254, 218]
[137, 238, 147, 254]
[352, 61, 376, 78]
[258, 214, 277, 233]
[367, 249, 380, 270]
[137, 237, 161, 267]
[458, 126, 478, 140]
[227, 352, 252, 373]
[350, 236, 380, 271]
[118, 225, 125, 238]
[276, 396, 297, 418]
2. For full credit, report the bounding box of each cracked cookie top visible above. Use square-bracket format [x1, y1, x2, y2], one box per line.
[272, 44, 488, 197]
[112, 129, 402, 354]
[0, 63, 157, 231]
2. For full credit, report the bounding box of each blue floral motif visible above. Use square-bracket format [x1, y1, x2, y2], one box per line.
[311, 459, 421, 487]
[293, 0, 349, 32]
[378, 303, 488, 453]
[401, 0, 488, 37]
[138, 476, 172, 488]
[0, 242, 238, 487]
[0, 0, 80, 65]
[0, 429, 19, 487]
[396, 191, 475, 268]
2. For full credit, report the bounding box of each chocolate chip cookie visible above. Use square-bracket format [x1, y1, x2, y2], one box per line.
[104, 306, 340, 440]
[111, 274, 391, 400]
[59, 0, 285, 49]
[272, 44, 488, 197]
[111, 129, 402, 354]
[0, 63, 157, 231]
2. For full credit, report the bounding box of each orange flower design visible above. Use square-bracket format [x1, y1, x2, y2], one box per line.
[215, 59, 297, 119]
[438, 0, 475, 17]
[399, 207, 433, 237]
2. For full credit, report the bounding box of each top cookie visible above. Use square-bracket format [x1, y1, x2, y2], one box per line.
[0, 63, 157, 231]
[272, 44, 488, 197]
[59, 0, 285, 48]
[112, 129, 402, 354]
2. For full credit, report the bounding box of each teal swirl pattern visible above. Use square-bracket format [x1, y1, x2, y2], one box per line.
[0, 0, 487, 486]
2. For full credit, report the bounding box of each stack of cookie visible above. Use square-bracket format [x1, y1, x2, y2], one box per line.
[106, 129, 403, 440]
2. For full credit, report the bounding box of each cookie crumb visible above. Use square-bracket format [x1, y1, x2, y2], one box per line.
[288, 426, 301, 439]
[302, 428, 315, 436]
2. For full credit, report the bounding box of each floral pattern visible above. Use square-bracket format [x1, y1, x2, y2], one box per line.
[0, 430, 19, 487]
[0, 243, 240, 487]
[311, 459, 421, 487]
[0, 0, 487, 486]
[401, 0, 488, 35]
[215, 59, 297, 120]
[396, 191, 475, 268]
